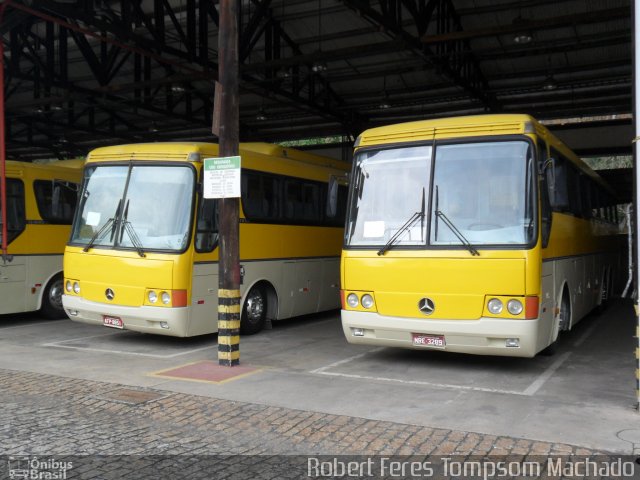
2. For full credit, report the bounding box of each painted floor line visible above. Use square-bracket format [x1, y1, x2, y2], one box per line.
[310, 347, 386, 374]
[311, 347, 571, 397]
[41, 343, 215, 359]
[0, 321, 65, 331]
[313, 369, 527, 396]
[521, 352, 572, 396]
[572, 319, 601, 347]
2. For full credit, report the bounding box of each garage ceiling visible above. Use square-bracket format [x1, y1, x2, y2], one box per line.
[0, 0, 632, 161]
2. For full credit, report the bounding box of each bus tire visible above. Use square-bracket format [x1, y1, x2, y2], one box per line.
[240, 285, 267, 335]
[41, 274, 66, 319]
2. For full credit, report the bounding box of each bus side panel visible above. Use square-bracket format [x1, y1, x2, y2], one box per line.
[540, 261, 556, 350]
[190, 261, 219, 336]
[0, 257, 27, 314]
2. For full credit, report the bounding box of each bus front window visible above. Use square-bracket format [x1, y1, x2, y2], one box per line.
[431, 141, 535, 246]
[345, 146, 431, 247]
[71, 164, 194, 252]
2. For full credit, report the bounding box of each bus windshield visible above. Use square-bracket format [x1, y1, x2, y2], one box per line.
[345, 140, 535, 248]
[71, 164, 194, 252]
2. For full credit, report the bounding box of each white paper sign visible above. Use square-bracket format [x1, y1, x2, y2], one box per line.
[363, 221, 385, 238]
[203, 156, 241, 199]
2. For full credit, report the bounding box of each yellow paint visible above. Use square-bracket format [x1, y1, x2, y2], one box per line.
[218, 304, 241, 314]
[218, 350, 241, 361]
[218, 335, 240, 345]
[218, 320, 241, 329]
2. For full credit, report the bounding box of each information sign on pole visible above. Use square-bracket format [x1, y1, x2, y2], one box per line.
[203, 156, 241, 199]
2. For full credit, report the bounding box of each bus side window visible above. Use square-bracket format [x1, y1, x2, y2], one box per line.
[538, 141, 552, 248]
[33, 180, 78, 224]
[195, 197, 218, 253]
[1, 179, 26, 245]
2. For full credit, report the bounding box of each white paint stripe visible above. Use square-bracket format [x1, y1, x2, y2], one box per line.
[0, 321, 64, 331]
[573, 320, 600, 347]
[310, 347, 386, 374]
[312, 347, 571, 397]
[42, 342, 214, 359]
[42, 332, 118, 345]
[521, 352, 572, 396]
[314, 370, 527, 396]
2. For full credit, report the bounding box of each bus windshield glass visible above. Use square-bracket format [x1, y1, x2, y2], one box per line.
[71, 164, 194, 252]
[345, 140, 535, 248]
[345, 146, 431, 247]
[431, 141, 534, 246]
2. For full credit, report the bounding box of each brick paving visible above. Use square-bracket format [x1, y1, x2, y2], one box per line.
[0, 368, 616, 479]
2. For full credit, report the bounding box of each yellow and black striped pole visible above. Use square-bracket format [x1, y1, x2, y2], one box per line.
[216, 0, 241, 366]
[218, 289, 241, 365]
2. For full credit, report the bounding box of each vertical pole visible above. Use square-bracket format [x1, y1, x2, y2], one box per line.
[0, 2, 8, 262]
[634, 0, 640, 411]
[217, 0, 241, 367]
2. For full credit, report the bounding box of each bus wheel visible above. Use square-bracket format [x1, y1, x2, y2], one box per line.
[241, 286, 266, 335]
[41, 274, 66, 319]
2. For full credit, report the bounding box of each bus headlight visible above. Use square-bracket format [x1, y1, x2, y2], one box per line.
[73, 282, 80, 294]
[161, 291, 171, 305]
[346, 293, 359, 308]
[361, 294, 374, 309]
[148, 290, 158, 303]
[507, 299, 523, 315]
[66, 281, 72, 292]
[487, 298, 503, 314]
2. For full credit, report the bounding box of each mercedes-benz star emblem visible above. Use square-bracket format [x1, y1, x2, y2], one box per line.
[105, 288, 115, 301]
[418, 297, 435, 315]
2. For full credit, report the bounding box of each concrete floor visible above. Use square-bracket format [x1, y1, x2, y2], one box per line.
[0, 299, 638, 453]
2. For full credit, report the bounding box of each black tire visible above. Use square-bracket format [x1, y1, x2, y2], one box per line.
[240, 285, 267, 335]
[41, 274, 66, 319]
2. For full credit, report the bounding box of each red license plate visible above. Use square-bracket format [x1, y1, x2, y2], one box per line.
[412, 333, 445, 348]
[103, 316, 124, 329]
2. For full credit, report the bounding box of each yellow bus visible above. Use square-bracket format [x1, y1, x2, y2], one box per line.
[341, 114, 623, 357]
[1, 159, 82, 318]
[62, 142, 349, 337]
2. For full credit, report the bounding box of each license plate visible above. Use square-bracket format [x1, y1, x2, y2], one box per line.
[103, 316, 124, 329]
[412, 333, 445, 348]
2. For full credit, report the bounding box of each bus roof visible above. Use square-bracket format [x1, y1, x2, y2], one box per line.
[86, 141, 351, 171]
[355, 114, 542, 148]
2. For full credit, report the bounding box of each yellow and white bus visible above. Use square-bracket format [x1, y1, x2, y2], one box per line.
[341, 114, 623, 357]
[62, 142, 349, 337]
[1, 159, 82, 318]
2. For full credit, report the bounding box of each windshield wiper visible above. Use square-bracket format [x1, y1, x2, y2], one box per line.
[82, 217, 114, 252]
[119, 200, 145, 257]
[435, 209, 480, 256]
[377, 188, 425, 256]
[83, 200, 121, 252]
[121, 221, 146, 257]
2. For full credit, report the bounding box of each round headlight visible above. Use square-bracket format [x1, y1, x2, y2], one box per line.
[73, 282, 80, 294]
[487, 298, 503, 314]
[361, 294, 374, 309]
[161, 291, 171, 305]
[346, 293, 359, 308]
[65, 281, 72, 292]
[507, 299, 523, 315]
[148, 290, 158, 303]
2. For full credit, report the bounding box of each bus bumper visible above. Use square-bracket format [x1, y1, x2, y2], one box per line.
[341, 310, 540, 357]
[62, 294, 193, 337]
